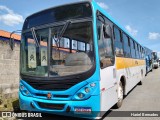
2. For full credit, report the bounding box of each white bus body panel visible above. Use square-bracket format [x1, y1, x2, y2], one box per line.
[100, 66, 118, 112]
[99, 64, 145, 112]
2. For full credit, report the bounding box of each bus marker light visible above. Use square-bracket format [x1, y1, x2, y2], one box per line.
[20, 83, 32, 97]
[20, 85, 24, 90]
[101, 88, 106, 92]
[90, 83, 96, 87]
[24, 90, 29, 95]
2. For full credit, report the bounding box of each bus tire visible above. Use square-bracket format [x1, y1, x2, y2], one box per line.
[138, 70, 143, 85]
[114, 81, 123, 108]
[138, 81, 143, 85]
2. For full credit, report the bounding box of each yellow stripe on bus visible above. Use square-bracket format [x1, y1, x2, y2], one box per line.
[116, 57, 145, 70]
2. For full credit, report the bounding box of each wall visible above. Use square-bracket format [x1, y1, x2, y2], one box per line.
[0, 39, 20, 99]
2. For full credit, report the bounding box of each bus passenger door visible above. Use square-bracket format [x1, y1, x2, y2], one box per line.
[97, 22, 117, 112]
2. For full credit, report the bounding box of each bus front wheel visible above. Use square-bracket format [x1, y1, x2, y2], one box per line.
[114, 81, 123, 108]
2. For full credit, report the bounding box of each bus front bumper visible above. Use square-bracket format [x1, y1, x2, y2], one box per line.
[19, 92, 100, 119]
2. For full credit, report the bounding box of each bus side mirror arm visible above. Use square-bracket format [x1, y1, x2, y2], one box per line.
[9, 37, 15, 51]
[9, 30, 21, 50]
[103, 25, 111, 38]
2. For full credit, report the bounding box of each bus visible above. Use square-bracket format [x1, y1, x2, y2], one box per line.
[159, 53, 160, 66]
[9, 0, 146, 119]
[152, 52, 159, 69]
[144, 47, 153, 74]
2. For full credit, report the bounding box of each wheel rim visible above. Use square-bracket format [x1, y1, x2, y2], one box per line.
[118, 84, 123, 102]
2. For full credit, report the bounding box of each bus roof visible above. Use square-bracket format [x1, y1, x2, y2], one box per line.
[25, 1, 92, 21]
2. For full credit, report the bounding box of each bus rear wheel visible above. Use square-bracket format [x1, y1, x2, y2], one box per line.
[114, 81, 123, 108]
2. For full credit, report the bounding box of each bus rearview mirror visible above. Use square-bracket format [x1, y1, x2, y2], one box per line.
[9, 30, 21, 50]
[103, 25, 111, 38]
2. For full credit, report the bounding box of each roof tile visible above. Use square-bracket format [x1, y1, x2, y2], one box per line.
[0, 30, 21, 40]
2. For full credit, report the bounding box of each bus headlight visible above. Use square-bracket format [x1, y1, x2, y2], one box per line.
[72, 82, 98, 100]
[85, 87, 90, 93]
[19, 83, 32, 97]
[78, 93, 85, 99]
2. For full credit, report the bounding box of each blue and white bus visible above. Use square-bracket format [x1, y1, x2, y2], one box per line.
[144, 47, 153, 74]
[152, 52, 159, 69]
[10, 0, 146, 119]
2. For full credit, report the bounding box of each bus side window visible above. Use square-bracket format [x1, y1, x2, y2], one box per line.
[142, 48, 144, 59]
[99, 24, 114, 68]
[97, 20, 105, 58]
[122, 33, 131, 58]
[135, 43, 139, 59]
[130, 39, 136, 58]
[139, 45, 141, 59]
[141, 46, 143, 59]
[114, 26, 123, 57]
[103, 25, 114, 57]
[137, 44, 140, 59]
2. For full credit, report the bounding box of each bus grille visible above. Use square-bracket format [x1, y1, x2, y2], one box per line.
[37, 102, 65, 110]
[25, 81, 76, 91]
[35, 93, 70, 98]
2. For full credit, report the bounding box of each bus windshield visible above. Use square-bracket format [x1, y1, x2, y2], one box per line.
[20, 21, 94, 77]
[23, 2, 92, 30]
[153, 52, 158, 60]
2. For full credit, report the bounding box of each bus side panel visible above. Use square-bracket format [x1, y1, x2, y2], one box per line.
[100, 66, 118, 113]
[116, 57, 146, 94]
[126, 61, 145, 94]
[124, 58, 142, 94]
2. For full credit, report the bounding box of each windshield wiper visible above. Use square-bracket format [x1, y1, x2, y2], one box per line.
[53, 20, 71, 58]
[53, 20, 71, 46]
[58, 20, 71, 40]
[31, 27, 40, 47]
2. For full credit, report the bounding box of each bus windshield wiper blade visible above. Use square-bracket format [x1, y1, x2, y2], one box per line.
[58, 20, 71, 40]
[52, 20, 71, 60]
[53, 20, 71, 48]
[31, 27, 40, 47]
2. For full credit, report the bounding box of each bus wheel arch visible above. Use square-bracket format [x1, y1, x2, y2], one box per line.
[120, 76, 126, 95]
[114, 76, 126, 108]
[141, 69, 144, 77]
[138, 69, 144, 85]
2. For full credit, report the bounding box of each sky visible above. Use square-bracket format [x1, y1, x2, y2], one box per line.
[0, 0, 160, 54]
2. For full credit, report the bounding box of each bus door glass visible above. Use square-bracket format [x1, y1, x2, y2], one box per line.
[97, 18, 115, 87]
